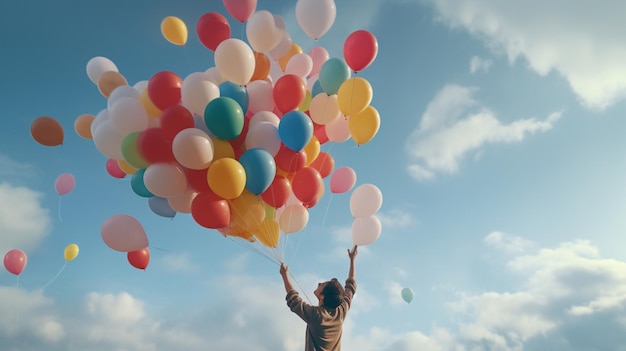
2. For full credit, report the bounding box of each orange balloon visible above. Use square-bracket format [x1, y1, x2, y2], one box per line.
[74, 113, 95, 139]
[250, 52, 270, 81]
[278, 43, 302, 72]
[98, 71, 129, 98]
[31, 116, 64, 146]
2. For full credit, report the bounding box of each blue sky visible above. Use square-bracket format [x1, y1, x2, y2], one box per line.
[2, 0, 626, 350]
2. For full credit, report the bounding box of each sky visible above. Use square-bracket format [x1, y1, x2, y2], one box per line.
[2, 0, 626, 350]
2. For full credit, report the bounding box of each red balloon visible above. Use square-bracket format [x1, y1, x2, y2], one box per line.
[291, 167, 323, 203]
[4, 249, 27, 275]
[160, 105, 194, 139]
[127, 248, 150, 270]
[273, 74, 306, 113]
[148, 71, 182, 110]
[191, 192, 231, 229]
[229, 116, 250, 153]
[223, 0, 257, 23]
[106, 158, 126, 178]
[343, 30, 378, 73]
[261, 175, 292, 208]
[313, 122, 329, 144]
[186, 167, 211, 193]
[309, 151, 334, 178]
[138, 128, 175, 164]
[275, 144, 307, 174]
[197, 12, 231, 51]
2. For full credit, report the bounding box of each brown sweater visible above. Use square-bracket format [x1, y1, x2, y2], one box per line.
[286, 278, 357, 351]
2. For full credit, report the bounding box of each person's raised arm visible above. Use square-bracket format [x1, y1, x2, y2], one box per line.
[280, 263, 295, 293]
[347, 245, 357, 281]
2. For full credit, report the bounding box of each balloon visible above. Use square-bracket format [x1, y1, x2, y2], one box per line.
[330, 166, 356, 193]
[139, 88, 162, 117]
[191, 191, 231, 228]
[55, 173, 76, 196]
[250, 51, 270, 81]
[167, 188, 197, 213]
[86, 56, 118, 85]
[207, 157, 246, 199]
[214, 38, 255, 85]
[118, 159, 137, 175]
[109, 96, 149, 135]
[286, 53, 313, 78]
[138, 128, 175, 164]
[106, 158, 126, 178]
[309, 93, 341, 125]
[337, 77, 373, 116]
[302, 135, 320, 166]
[204, 97, 244, 140]
[308, 151, 334, 178]
[350, 183, 383, 217]
[343, 30, 378, 72]
[246, 10, 284, 52]
[64, 243, 79, 262]
[197, 12, 231, 51]
[130, 169, 154, 198]
[220, 81, 249, 113]
[351, 215, 381, 246]
[349, 105, 380, 145]
[274, 144, 307, 174]
[160, 105, 195, 140]
[296, 0, 336, 40]
[148, 71, 182, 110]
[101, 214, 149, 252]
[325, 115, 351, 142]
[273, 74, 306, 113]
[229, 191, 265, 230]
[223, 0, 257, 22]
[278, 203, 309, 233]
[211, 136, 236, 160]
[291, 167, 323, 203]
[278, 111, 313, 151]
[253, 219, 280, 248]
[143, 163, 188, 198]
[172, 128, 214, 170]
[181, 72, 220, 116]
[98, 71, 128, 98]
[31, 116, 64, 146]
[277, 43, 302, 72]
[318, 58, 350, 95]
[148, 196, 176, 218]
[239, 148, 276, 195]
[401, 288, 414, 304]
[308, 46, 329, 77]
[74, 113, 95, 139]
[260, 175, 291, 208]
[121, 132, 149, 169]
[128, 248, 150, 270]
[161, 16, 188, 46]
[4, 249, 27, 275]
[247, 80, 275, 115]
[186, 167, 210, 193]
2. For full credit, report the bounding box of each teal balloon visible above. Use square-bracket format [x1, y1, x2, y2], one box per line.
[401, 288, 414, 304]
[319, 58, 350, 95]
[278, 111, 313, 152]
[204, 97, 244, 140]
[219, 81, 249, 114]
[148, 196, 176, 218]
[131, 169, 153, 198]
[239, 148, 276, 195]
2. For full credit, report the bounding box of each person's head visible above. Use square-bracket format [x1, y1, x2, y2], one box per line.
[314, 278, 344, 309]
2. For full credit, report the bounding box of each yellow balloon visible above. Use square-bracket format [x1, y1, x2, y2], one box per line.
[211, 137, 236, 160]
[278, 43, 302, 72]
[229, 191, 265, 230]
[207, 158, 246, 199]
[64, 243, 79, 262]
[337, 77, 373, 116]
[140, 89, 162, 117]
[161, 16, 188, 46]
[117, 159, 137, 175]
[349, 105, 380, 145]
[303, 135, 320, 166]
[253, 219, 280, 248]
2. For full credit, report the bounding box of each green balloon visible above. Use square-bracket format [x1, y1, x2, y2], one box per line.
[204, 97, 244, 140]
[401, 287, 413, 304]
[121, 132, 149, 169]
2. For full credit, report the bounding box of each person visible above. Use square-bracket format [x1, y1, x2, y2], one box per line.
[279, 245, 358, 351]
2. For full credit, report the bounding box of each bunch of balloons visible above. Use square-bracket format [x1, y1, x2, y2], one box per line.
[30, 0, 383, 265]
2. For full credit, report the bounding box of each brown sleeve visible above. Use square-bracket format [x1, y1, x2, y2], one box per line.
[286, 290, 320, 324]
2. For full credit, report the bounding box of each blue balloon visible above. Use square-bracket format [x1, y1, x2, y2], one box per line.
[148, 196, 176, 218]
[311, 80, 324, 97]
[131, 169, 153, 198]
[238, 148, 276, 195]
[278, 111, 313, 152]
[219, 81, 249, 114]
[401, 288, 414, 304]
[318, 58, 351, 95]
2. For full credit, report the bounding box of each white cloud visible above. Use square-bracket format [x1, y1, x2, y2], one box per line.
[484, 231, 533, 253]
[0, 182, 51, 255]
[429, 0, 626, 110]
[470, 56, 492, 73]
[377, 209, 414, 230]
[406, 84, 561, 180]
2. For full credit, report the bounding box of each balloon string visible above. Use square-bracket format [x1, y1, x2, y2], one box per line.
[321, 193, 334, 231]
[58, 197, 63, 223]
[40, 261, 67, 291]
[289, 269, 312, 304]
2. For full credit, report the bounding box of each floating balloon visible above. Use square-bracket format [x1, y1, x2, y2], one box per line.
[350, 183, 383, 217]
[106, 158, 126, 178]
[223, 0, 257, 23]
[343, 30, 378, 73]
[148, 196, 177, 218]
[197, 12, 231, 51]
[86, 56, 118, 85]
[401, 287, 414, 304]
[278, 111, 313, 151]
[351, 215, 381, 246]
[330, 167, 356, 193]
[214, 38, 255, 85]
[296, 0, 336, 40]
[74, 113, 95, 139]
[64, 243, 79, 262]
[101, 214, 149, 252]
[55, 173, 76, 196]
[161, 16, 188, 46]
[204, 97, 244, 140]
[148, 71, 182, 110]
[31, 116, 64, 146]
[3, 249, 27, 275]
[239, 148, 276, 195]
[128, 248, 150, 270]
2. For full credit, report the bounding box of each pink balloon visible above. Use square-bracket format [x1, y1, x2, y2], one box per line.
[223, 0, 257, 23]
[4, 249, 27, 275]
[101, 214, 149, 252]
[55, 173, 76, 196]
[343, 30, 378, 73]
[308, 46, 329, 77]
[106, 159, 126, 178]
[330, 167, 356, 194]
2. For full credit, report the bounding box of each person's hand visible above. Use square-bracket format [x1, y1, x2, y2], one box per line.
[348, 245, 358, 260]
[280, 263, 289, 277]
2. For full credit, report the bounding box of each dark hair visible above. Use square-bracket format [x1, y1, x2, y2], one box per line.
[322, 278, 344, 309]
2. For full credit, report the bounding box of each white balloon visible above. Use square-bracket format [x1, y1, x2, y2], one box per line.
[285, 53, 313, 78]
[325, 115, 350, 142]
[214, 38, 255, 85]
[172, 128, 215, 170]
[279, 203, 309, 233]
[86, 56, 118, 85]
[309, 93, 341, 125]
[143, 163, 188, 198]
[204, 67, 223, 85]
[268, 30, 292, 60]
[250, 111, 280, 128]
[246, 11, 284, 52]
[109, 97, 149, 135]
[108, 85, 140, 110]
[350, 183, 383, 217]
[182, 72, 220, 116]
[245, 122, 281, 156]
[93, 121, 125, 160]
[295, 0, 336, 40]
[246, 80, 275, 114]
[351, 215, 381, 246]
